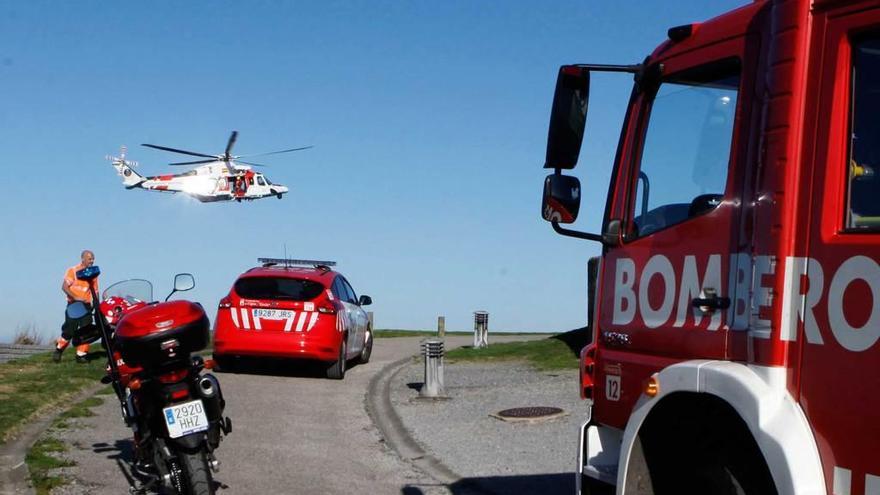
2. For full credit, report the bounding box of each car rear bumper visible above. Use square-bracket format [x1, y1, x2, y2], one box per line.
[214, 327, 342, 362]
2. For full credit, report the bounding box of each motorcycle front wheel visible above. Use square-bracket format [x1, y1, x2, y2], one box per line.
[177, 449, 214, 495]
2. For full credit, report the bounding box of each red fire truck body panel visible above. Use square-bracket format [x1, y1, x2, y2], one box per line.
[544, 1, 880, 493]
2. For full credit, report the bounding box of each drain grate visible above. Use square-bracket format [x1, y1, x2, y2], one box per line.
[491, 406, 566, 423]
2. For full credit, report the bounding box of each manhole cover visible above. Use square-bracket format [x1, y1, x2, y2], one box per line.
[491, 406, 567, 423]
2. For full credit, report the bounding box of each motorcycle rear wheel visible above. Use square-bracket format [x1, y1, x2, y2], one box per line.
[178, 450, 214, 495]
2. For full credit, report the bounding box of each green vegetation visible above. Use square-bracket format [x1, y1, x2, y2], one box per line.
[445, 331, 587, 371]
[0, 351, 105, 442]
[25, 437, 74, 495]
[374, 329, 468, 338]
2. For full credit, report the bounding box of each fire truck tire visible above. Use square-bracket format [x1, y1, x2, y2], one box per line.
[581, 478, 614, 495]
[639, 395, 776, 495]
[326, 337, 347, 380]
[358, 328, 373, 364]
[179, 449, 214, 495]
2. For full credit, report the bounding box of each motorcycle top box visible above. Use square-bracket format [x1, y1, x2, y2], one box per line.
[115, 300, 209, 367]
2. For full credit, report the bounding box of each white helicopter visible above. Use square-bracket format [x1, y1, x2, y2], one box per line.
[108, 131, 311, 202]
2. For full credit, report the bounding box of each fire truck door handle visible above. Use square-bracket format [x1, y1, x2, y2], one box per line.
[691, 296, 731, 311]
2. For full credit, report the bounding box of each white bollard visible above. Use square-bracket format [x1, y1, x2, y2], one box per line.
[420, 339, 445, 398]
[473, 311, 489, 348]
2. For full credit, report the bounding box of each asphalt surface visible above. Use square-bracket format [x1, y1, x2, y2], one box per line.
[0, 345, 52, 365]
[28, 334, 575, 495]
[390, 361, 582, 495]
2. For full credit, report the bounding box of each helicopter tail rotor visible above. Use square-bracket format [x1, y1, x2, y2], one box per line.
[107, 146, 145, 188]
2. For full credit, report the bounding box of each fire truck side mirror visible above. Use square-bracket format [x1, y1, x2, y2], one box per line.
[545, 66, 590, 170]
[542, 174, 581, 223]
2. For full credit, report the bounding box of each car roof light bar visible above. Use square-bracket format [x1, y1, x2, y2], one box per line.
[258, 258, 337, 268]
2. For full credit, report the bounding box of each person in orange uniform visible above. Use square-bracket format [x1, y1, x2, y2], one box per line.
[53, 250, 99, 363]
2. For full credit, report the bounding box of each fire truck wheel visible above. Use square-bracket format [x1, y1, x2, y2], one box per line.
[581, 478, 614, 495]
[326, 337, 347, 380]
[638, 394, 776, 495]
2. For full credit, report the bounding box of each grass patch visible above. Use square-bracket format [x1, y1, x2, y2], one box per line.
[56, 396, 103, 421]
[0, 351, 106, 442]
[375, 329, 467, 338]
[25, 437, 74, 495]
[445, 331, 588, 371]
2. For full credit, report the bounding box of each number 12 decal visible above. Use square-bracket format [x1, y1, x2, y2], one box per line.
[606, 375, 621, 401]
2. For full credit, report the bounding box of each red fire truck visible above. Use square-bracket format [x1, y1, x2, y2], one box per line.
[541, 1, 880, 494]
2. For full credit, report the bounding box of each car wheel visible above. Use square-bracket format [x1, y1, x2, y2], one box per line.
[326, 337, 347, 380]
[213, 354, 235, 373]
[358, 329, 373, 364]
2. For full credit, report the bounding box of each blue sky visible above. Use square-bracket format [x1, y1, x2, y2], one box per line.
[0, 1, 745, 342]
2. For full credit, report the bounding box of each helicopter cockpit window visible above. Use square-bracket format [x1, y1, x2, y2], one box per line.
[257, 176, 266, 186]
[845, 35, 880, 230]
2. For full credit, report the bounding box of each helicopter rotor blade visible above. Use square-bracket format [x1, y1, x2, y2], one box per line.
[224, 131, 238, 159]
[236, 160, 268, 167]
[169, 159, 218, 166]
[237, 145, 314, 158]
[142, 144, 217, 159]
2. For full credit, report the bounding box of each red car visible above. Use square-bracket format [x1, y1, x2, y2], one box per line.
[212, 259, 373, 379]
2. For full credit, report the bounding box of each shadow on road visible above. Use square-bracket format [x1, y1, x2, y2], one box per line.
[401, 472, 575, 495]
[90, 438, 228, 493]
[214, 356, 367, 379]
[90, 438, 151, 491]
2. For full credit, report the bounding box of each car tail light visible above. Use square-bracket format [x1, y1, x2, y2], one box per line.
[218, 297, 232, 309]
[580, 343, 597, 401]
[317, 300, 340, 314]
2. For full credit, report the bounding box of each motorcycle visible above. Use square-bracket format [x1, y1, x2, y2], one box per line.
[68, 267, 231, 495]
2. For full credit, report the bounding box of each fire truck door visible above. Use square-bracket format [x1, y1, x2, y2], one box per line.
[798, 10, 880, 492]
[596, 51, 752, 422]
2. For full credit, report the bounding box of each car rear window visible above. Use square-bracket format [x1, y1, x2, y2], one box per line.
[234, 277, 325, 301]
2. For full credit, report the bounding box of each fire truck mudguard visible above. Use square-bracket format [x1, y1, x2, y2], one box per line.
[580, 360, 826, 495]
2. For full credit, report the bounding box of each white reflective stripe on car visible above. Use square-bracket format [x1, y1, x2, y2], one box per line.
[306, 312, 319, 332]
[231, 307, 240, 328]
[295, 312, 308, 332]
[284, 312, 297, 332]
[252, 311, 262, 330]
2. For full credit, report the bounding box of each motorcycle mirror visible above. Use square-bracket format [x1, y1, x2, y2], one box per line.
[166, 273, 195, 301]
[66, 301, 89, 319]
[174, 273, 195, 292]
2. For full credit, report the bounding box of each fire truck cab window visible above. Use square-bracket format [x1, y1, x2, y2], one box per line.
[630, 61, 740, 238]
[846, 36, 880, 230]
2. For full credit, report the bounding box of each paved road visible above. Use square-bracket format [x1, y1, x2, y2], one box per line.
[0, 345, 52, 364]
[48, 335, 538, 494]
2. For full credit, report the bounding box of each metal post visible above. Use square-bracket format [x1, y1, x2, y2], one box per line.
[437, 316, 445, 338]
[420, 339, 445, 398]
[368, 311, 374, 330]
[474, 311, 489, 348]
